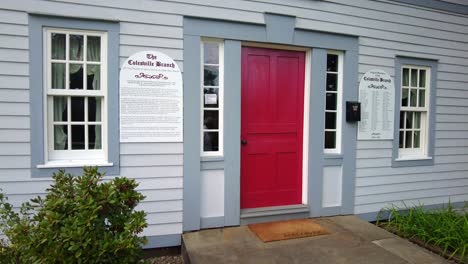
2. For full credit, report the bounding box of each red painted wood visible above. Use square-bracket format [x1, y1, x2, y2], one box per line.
[241, 47, 306, 209]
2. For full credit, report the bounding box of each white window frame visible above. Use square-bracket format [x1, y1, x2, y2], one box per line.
[42, 28, 109, 167]
[200, 39, 224, 157]
[398, 65, 430, 160]
[324, 50, 343, 154]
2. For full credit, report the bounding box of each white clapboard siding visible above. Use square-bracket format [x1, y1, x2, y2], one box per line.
[0, 0, 468, 238]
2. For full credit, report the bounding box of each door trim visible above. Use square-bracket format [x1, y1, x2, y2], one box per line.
[182, 15, 359, 231]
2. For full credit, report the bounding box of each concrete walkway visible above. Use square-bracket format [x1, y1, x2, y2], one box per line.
[182, 216, 449, 264]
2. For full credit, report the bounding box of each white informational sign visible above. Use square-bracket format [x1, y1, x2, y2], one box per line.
[204, 94, 217, 105]
[358, 69, 395, 140]
[120, 51, 183, 142]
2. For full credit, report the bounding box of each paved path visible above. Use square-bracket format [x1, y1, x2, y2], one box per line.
[182, 216, 449, 264]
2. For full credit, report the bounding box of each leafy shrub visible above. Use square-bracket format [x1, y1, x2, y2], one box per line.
[0, 167, 147, 263]
[378, 202, 468, 262]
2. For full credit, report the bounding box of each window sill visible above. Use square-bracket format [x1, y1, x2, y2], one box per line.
[392, 156, 434, 168]
[37, 160, 114, 169]
[395, 156, 432, 162]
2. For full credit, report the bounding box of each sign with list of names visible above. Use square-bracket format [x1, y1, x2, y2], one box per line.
[120, 51, 183, 142]
[358, 69, 395, 140]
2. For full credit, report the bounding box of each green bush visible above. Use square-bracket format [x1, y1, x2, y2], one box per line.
[0, 167, 148, 263]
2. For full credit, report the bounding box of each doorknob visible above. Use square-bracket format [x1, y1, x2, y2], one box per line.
[241, 139, 248, 145]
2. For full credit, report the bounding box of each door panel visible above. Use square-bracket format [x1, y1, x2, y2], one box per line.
[241, 47, 306, 209]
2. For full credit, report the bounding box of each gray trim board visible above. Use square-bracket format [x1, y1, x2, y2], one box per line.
[29, 14, 120, 177]
[223, 40, 242, 227]
[391, 0, 468, 15]
[308, 48, 327, 217]
[340, 50, 359, 215]
[183, 15, 359, 231]
[392, 56, 437, 168]
[144, 234, 181, 249]
[182, 33, 202, 232]
[200, 216, 225, 229]
[264, 13, 295, 44]
[357, 201, 467, 222]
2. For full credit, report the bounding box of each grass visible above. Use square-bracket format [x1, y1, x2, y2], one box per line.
[377, 202, 468, 263]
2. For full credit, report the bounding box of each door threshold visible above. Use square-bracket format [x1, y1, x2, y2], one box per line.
[240, 204, 309, 225]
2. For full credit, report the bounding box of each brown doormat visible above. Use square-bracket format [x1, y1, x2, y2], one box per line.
[248, 219, 329, 242]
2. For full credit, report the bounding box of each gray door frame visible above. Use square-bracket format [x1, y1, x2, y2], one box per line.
[183, 14, 359, 231]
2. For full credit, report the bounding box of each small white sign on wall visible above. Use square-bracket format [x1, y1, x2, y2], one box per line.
[120, 51, 183, 142]
[358, 69, 395, 140]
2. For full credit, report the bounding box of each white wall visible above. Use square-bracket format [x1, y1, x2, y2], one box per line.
[200, 170, 225, 218]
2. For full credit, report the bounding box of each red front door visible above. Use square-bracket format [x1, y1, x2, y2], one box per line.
[241, 47, 306, 209]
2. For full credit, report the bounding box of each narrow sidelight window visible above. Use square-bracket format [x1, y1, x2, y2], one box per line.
[45, 28, 108, 163]
[398, 66, 430, 158]
[324, 51, 343, 153]
[201, 40, 224, 156]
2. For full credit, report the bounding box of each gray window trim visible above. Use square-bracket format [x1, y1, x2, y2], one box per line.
[183, 14, 359, 231]
[392, 56, 437, 168]
[29, 14, 120, 177]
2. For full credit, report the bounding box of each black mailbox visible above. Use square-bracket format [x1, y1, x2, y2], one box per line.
[346, 101, 361, 122]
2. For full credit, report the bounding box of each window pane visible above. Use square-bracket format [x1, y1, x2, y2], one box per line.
[51, 33, 66, 60]
[53, 96, 68, 122]
[87, 64, 100, 90]
[401, 88, 408, 107]
[69, 35, 83, 61]
[203, 132, 219, 152]
[405, 131, 413, 148]
[51, 63, 65, 89]
[324, 131, 336, 149]
[327, 54, 338, 72]
[326, 73, 338, 91]
[87, 36, 101, 62]
[419, 70, 426, 88]
[399, 111, 405, 129]
[411, 69, 418, 87]
[204, 43, 219, 64]
[325, 112, 336, 129]
[204, 66, 219, 86]
[405, 111, 413, 129]
[88, 97, 101, 122]
[410, 89, 417, 107]
[88, 125, 102, 149]
[204, 87, 219, 108]
[71, 125, 85, 149]
[326, 93, 337, 110]
[203, 110, 219, 129]
[54, 125, 68, 150]
[414, 112, 421, 129]
[69, 64, 84, 89]
[402, 68, 409, 86]
[71, 97, 85, 121]
[414, 131, 421, 148]
[418, 90, 425, 107]
[399, 131, 404, 148]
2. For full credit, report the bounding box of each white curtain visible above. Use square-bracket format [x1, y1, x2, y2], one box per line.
[51, 34, 66, 89]
[88, 37, 102, 149]
[92, 98, 102, 149]
[53, 97, 67, 150]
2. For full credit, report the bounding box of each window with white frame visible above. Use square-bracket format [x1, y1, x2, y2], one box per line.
[44, 28, 108, 164]
[324, 52, 343, 153]
[398, 66, 430, 158]
[201, 40, 224, 156]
